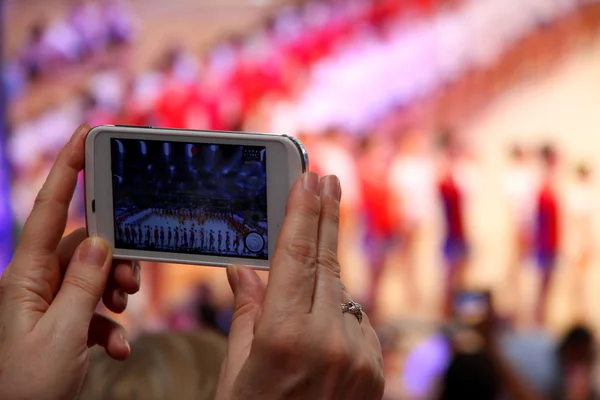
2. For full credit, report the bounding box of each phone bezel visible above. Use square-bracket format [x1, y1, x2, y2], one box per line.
[85, 125, 307, 269]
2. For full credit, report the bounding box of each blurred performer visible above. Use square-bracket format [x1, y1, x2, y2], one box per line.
[190, 226, 196, 249]
[218, 230, 223, 252]
[200, 228, 205, 250]
[167, 227, 172, 248]
[174, 227, 180, 248]
[388, 129, 436, 310]
[504, 144, 538, 316]
[312, 128, 362, 232]
[209, 230, 215, 251]
[137, 225, 143, 246]
[226, 232, 231, 253]
[437, 131, 473, 318]
[132, 224, 138, 245]
[160, 226, 165, 248]
[357, 136, 395, 315]
[568, 163, 594, 320]
[533, 145, 561, 326]
[235, 234, 241, 254]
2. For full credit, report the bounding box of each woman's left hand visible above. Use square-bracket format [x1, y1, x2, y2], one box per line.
[0, 124, 141, 399]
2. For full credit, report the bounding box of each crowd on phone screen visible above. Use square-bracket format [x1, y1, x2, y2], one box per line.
[6, 0, 600, 399]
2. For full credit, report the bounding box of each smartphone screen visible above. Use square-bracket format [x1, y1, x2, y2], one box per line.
[110, 138, 269, 260]
[453, 291, 489, 325]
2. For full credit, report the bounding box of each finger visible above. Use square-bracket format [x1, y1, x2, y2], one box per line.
[340, 284, 364, 342]
[360, 312, 384, 369]
[45, 237, 113, 332]
[56, 228, 88, 269]
[102, 278, 128, 314]
[313, 175, 343, 317]
[17, 124, 89, 257]
[88, 313, 131, 361]
[264, 172, 321, 316]
[99, 260, 138, 314]
[111, 260, 140, 295]
[223, 265, 265, 389]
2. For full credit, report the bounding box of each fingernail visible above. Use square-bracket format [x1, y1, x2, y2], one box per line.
[78, 238, 109, 267]
[226, 265, 239, 291]
[323, 176, 341, 200]
[119, 289, 128, 309]
[71, 123, 90, 142]
[133, 261, 141, 285]
[121, 332, 131, 353]
[303, 172, 320, 196]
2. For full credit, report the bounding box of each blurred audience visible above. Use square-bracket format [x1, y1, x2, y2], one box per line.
[78, 329, 227, 400]
[557, 325, 599, 400]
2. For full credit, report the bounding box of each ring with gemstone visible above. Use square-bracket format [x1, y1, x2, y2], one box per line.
[341, 300, 363, 324]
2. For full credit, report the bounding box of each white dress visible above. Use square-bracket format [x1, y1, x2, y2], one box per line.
[388, 155, 437, 228]
[504, 164, 539, 231]
[568, 182, 594, 258]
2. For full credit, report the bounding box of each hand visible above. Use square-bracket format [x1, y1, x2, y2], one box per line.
[216, 173, 385, 399]
[0, 124, 141, 399]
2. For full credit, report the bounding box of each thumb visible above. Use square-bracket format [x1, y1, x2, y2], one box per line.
[221, 265, 265, 384]
[45, 238, 112, 334]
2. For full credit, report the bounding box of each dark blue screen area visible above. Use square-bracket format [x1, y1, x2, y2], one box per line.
[111, 138, 268, 260]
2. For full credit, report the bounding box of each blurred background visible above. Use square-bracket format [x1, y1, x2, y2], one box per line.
[5, 0, 600, 398]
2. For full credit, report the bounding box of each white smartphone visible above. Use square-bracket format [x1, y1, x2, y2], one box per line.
[85, 125, 308, 269]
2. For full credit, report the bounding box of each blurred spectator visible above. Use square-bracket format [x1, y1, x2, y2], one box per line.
[104, 0, 137, 47]
[556, 325, 599, 400]
[404, 293, 558, 399]
[439, 294, 543, 400]
[87, 65, 126, 113]
[193, 284, 232, 335]
[438, 352, 500, 399]
[2, 61, 26, 101]
[152, 48, 208, 129]
[43, 16, 83, 63]
[79, 330, 227, 400]
[81, 91, 118, 127]
[69, 0, 108, 57]
[18, 21, 55, 81]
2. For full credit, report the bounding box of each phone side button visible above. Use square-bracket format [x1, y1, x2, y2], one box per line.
[91, 200, 96, 213]
[115, 124, 153, 129]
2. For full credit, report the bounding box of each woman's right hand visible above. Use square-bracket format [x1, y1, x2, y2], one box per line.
[216, 172, 385, 399]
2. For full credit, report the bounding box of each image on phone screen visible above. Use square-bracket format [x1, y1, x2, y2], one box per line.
[111, 138, 268, 260]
